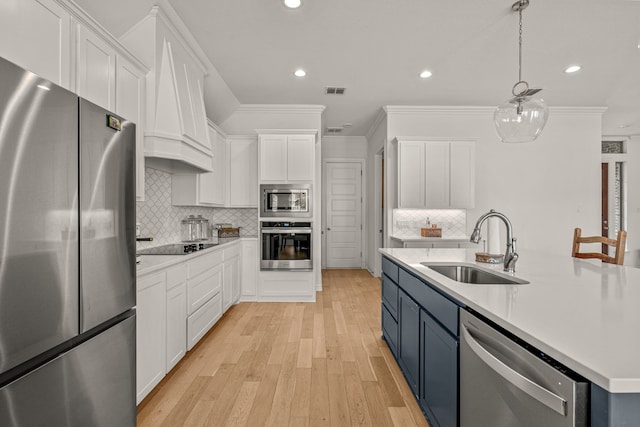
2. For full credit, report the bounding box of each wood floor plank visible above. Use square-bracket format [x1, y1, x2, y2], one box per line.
[139, 269, 430, 427]
[224, 381, 260, 427]
[309, 358, 331, 427]
[290, 368, 312, 418]
[244, 364, 282, 426]
[297, 338, 313, 369]
[388, 406, 419, 427]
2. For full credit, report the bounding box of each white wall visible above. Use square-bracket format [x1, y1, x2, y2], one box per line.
[624, 136, 640, 266]
[379, 106, 604, 258]
[322, 136, 368, 159]
[365, 112, 387, 275]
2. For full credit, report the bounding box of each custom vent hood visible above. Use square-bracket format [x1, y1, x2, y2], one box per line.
[121, 6, 213, 173]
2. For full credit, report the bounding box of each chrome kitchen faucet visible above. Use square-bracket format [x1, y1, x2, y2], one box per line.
[470, 209, 519, 273]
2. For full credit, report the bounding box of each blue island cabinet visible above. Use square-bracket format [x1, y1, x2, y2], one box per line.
[381, 256, 461, 427]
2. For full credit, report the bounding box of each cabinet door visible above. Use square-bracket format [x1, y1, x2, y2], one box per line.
[232, 256, 241, 304]
[398, 289, 420, 397]
[286, 135, 314, 181]
[424, 141, 450, 208]
[136, 272, 166, 404]
[116, 56, 145, 201]
[259, 135, 287, 181]
[166, 282, 186, 373]
[229, 137, 258, 207]
[241, 239, 258, 299]
[421, 311, 458, 427]
[223, 259, 233, 311]
[0, 0, 71, 89]
[449, 141, 475, 208]
[398, 141, 426, 208]
[76, 25, 116, 111]
[199, 128, 225, 206]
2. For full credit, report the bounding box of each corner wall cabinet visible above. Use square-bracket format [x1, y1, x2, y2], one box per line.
[396, 139, 475, 209]
[228, 136, 258, 207]
[258, 132, 316, 182]
[0, 0, 148, 201]
[381, 256, 461, 427]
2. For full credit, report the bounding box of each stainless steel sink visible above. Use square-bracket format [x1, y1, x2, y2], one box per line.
[421, 263, 529, 285]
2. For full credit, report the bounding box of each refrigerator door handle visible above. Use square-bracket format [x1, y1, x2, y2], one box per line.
[461, 324, 567, 416]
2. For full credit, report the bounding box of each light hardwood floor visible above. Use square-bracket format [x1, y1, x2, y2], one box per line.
[137, 269, 429, 427]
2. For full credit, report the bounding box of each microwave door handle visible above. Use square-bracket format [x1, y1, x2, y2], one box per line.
[461, 324, 567, 416]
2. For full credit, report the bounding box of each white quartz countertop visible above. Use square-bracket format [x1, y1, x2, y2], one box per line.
[136, 237, 256, 277]
[379, 248, 640, 393]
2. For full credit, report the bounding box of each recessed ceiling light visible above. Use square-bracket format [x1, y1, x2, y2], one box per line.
[283, 0, 301, 8]
[564, 65, 582, 74]
[293, 69, 306, 77]
[419, 70, 433, 78]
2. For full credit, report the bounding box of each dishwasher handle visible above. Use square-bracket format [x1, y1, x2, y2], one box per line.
[461, 323, 568, 416]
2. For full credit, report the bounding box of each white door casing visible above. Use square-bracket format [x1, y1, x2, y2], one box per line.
[326, 162, 363, 268]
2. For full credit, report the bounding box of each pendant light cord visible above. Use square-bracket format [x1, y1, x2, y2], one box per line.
[518, 1, 523, 83]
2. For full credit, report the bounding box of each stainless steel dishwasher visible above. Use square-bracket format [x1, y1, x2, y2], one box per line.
[460, 310, 588, 427]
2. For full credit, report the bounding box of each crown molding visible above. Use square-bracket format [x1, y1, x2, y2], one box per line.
[255, 129, 318, 136]
[365, 107, 388, 141]
[383, 105, 608, 115]
[206, 118, 227, 139]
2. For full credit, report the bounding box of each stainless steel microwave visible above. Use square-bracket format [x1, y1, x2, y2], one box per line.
[260, 184, 311, 217]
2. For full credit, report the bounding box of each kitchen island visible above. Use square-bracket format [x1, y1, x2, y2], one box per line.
[380, 248, 640, 426]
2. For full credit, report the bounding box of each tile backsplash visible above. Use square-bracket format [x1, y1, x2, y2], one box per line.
[137, 167, 258, 249]
[392, 209, 467, 238]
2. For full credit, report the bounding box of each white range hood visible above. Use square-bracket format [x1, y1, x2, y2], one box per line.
[121, 6, 213, 173]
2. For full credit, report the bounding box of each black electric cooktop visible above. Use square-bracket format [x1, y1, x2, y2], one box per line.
[137, 242, 218, 255]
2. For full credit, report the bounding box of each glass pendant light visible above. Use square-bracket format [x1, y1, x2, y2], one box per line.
[494, 0, 548, 143]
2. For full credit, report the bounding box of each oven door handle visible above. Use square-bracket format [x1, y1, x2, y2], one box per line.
[261, 229, 312, 234]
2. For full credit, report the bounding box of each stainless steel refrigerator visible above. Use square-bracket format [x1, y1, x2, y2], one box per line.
[0, 56, 136, 426]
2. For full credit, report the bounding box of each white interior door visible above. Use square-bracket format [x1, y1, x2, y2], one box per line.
[326, 162, 363, 268]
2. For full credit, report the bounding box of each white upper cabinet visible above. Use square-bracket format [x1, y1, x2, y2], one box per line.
[121, 6, 213, 173]
[0, 0, 72, 89]
[76, 25, 117, 111]
[228, 136, 258, 207]
[172, 122, 226, 207]
[397, 139, 475, 209]
[116, 56, 146, 201]
[258, 131, 316, 183]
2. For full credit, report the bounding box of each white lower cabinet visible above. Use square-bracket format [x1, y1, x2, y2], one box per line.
[136, 271, 166, 405]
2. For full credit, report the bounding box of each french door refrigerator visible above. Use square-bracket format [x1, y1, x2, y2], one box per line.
[0, 56, 136, 426]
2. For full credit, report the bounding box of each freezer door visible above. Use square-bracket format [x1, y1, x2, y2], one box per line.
[0, 314, 136, 426]
[79, 99, 135, 332]
[0, 57, 79, 374]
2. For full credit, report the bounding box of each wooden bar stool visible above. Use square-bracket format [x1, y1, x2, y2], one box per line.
[571, 228, 627, 265]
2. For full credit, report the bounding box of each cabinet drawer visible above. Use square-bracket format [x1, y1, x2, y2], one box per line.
[382, 257, 399, 283]
[187, 292, 222, 350]
[399, 269, 459, 336]
[187, 264, 222, 315]
[382, 274, 398, 320]
[382, 304, 398, 357]
[187, 249, 223, 279]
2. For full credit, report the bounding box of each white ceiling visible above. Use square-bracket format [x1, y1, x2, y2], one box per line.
[75, 0, 640, 137]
